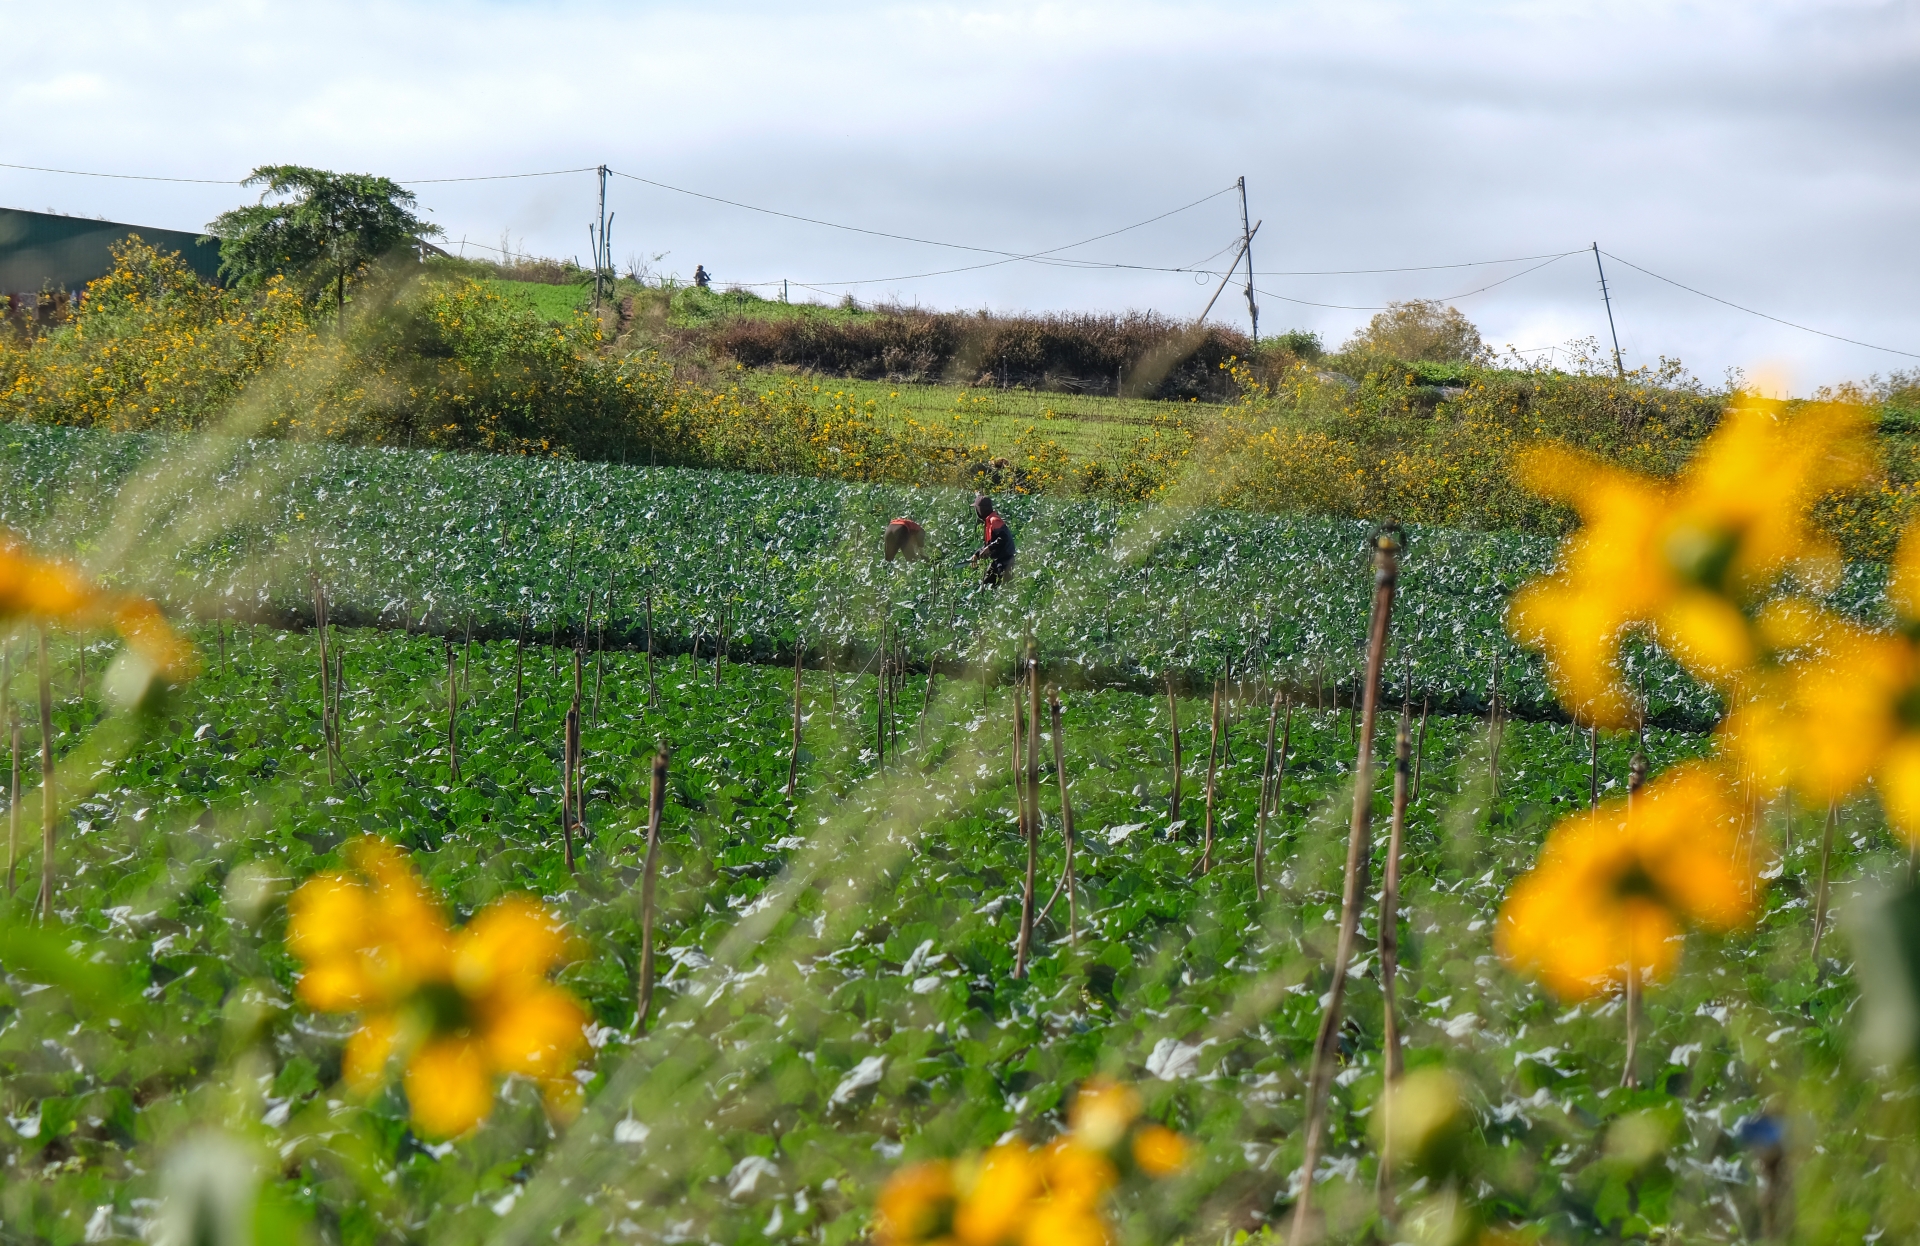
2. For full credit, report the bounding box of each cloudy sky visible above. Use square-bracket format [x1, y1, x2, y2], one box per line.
[6, 0, 1917, 391]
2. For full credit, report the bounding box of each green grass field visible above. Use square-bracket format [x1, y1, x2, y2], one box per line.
[732, 372, 1223, 458]
[483, 277, 591, 322]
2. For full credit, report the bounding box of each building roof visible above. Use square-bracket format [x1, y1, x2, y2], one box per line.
[0, 206, 223, 293]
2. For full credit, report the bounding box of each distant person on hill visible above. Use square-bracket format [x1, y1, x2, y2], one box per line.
[884, 516, 926, 562]
[968, 494, 1015, 585]
[693, 265, 711, 289]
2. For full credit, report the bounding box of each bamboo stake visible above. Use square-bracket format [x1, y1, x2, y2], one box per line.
[1255, 690, 1282, 901]
[1812, 800, 1838, 964]
[636, 747, 668, 1031]
[788, 640, 803, 800]
[572, 646, 586, 826]
[461, 609, 474, 697]
[1290, 532, 1400, 1246]
[217, 620, 226, 674]
[512, 612, 528, 732]
[1198, 679, 1222, 875]
[37, 626, 54, 921]
[1376, 696, 1413, 1224]
[1622, 748, 1649, 1088]
[1014, 649, 1039, 979]
[644, 585, 656, 708]
[1050, 692, 1078, 944]
[713, 605, 725, 688]
[561, 700, 580, 873]
[1412, 695, 1430, 801]
[594, 567, 612, 723]
[1166, 672, 1183, 825]
[5, 642, 15, 895]
[446, 640, 461, 783]
[1589, 723, 1600, 809]
[314, 582, 334, 788]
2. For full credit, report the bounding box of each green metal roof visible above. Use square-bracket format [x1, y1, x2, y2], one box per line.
[0, 206, 223, 292]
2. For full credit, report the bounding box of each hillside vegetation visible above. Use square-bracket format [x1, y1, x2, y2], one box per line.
[5, 239, 1920, 558]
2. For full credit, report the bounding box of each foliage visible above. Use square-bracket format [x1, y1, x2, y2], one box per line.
[206, 165, 443, 312]
[1339, 298, 1488, 363]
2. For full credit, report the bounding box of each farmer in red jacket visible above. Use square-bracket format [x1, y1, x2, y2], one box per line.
[968, 494, 1015, 585]
[883, 516, 926, 562]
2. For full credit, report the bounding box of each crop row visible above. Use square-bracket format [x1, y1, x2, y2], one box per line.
[5, 618, 1875, 1242]
[0, 426, 1890, 726]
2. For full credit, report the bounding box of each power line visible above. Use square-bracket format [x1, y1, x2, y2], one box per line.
[0, 160, 237, 185]
[610, 168, 1236, 263]
[0, 160, 594, 186]
[1601, 250, 1920, 362]
[1252, 250, 1580, 313]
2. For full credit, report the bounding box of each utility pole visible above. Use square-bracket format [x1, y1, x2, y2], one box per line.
[1592, 243, 1625, 379]
[1198, 221, 1259, 326]
[591, 164, 611, 312]
[1238, 176, 1259, 344]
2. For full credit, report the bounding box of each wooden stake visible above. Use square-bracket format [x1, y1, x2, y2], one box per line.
[1376, 696, 1413, 1224]
[461, 610, 474, 697]
[1290, 532, 1400, 1246]
[1812, 800, 1838, 964]
[1622, 748, 1649, 1088]
[1014, 654, 1038, 979]
[314, 581, 334, 788]
[1254, 690, 1285, 902]
[788, 640, 803, 800]
[1412, 695, 1430, 801]
[446, 640, 460, 783]
[36, 626, 54, 921]
[1166, 672, 1183, 825]
[644, 585, 656, 708]
[1050, 692, 1078, 945]
[1198, 679, 1222, 875]
[561, 700, 580, 873]
[594, 567, 613, 723]
[512, 612, 528, 733]
[4, 642, 15, 895]
[636, 747, 668, 1031]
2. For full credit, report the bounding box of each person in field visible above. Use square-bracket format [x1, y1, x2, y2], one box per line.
[884, 516, 926, 562]
[969, 494, 1015, 585]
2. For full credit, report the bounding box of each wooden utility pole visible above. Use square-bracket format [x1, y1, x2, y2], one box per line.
[1592, 243, 1626, 380]
[1238, 176, 1259, 343]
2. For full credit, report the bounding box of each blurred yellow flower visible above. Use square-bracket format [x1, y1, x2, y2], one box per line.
[1508, 396, 1872, 727]
[875, 1161, 958, 1246]
[286, 838, 587, 1138]
[875, 1079, 1186, 1246]
[0, 538, 195, 683]
[1497, 763, 1755, 1000]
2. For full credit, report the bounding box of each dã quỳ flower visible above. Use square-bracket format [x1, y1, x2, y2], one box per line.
[1497, 763, 1755, 1000]
[1507, 396, 1872, 728]
[874, 1080, 1187, 1246]
[0, 537, 195, 685]
[1721, 519, 1920, 839]
[286, 837, 588, 1139]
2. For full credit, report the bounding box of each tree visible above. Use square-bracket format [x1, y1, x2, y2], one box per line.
[205, 166, 442, 314]
[1342, 299, 1486, 363]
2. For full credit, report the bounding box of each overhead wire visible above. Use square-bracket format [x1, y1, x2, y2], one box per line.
[1601, 250, 1920, 361]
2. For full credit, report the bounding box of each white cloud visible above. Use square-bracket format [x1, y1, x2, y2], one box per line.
[3, 0, 1916, 388]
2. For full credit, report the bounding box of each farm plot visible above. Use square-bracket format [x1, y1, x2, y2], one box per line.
[3, 425, 1886, 727]
[0, 618, 1901, 1244]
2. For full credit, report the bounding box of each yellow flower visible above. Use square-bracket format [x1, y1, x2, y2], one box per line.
[0, 538, 195, 683]
[1130, 1125, 1188, 1176]
[286, 838, 588, 1138]
[1720, 535, 1920, 839]
[1067, 1079, 1138, 1151]
[876, 1161, 958, 1246]
[1497, 763, 1755, 1000]
[1508, 396, 1872, 726]
[954, 1144, 1041, 1245]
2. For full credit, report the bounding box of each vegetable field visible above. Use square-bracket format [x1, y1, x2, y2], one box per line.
[6, 617, 1901, 1245]
[6, 414, 1920, 1246]
[9, 425, 1887, 729]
